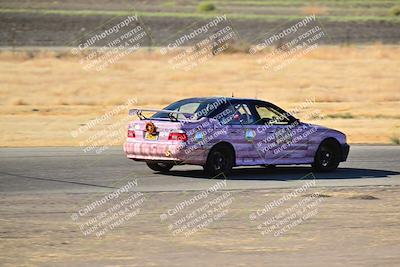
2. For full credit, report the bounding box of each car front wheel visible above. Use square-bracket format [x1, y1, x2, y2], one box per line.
[312, 140, 341, 172]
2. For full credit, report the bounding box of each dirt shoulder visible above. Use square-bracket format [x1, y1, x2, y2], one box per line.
[1, 186, 399, 266]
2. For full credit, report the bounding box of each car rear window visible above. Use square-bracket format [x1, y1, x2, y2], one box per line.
[152, 99, 205, 120]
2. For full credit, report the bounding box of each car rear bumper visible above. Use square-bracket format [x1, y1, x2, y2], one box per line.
[123, 141, 207, 165]
[341, 143, 350, 161]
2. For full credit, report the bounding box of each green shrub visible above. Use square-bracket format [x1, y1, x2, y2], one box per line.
[197, 2, 216, 12]
[389, 6, 400, 16]
[390, 135, 400, 145]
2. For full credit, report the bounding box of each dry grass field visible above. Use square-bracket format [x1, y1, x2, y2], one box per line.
[0, 45, 399, 146]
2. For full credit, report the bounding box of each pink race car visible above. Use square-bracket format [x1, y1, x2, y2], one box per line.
[124, 97, 349, 176]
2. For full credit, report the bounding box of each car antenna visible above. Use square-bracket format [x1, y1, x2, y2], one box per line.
[231, 92, 234, 97]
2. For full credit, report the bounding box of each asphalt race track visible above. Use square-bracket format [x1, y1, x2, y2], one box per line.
[1, 145, 399, 193]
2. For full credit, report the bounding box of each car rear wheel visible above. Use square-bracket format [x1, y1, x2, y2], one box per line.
[146, 162, 174, 173]
[204, 144, 234, 177]
[312, 140, 340, 172]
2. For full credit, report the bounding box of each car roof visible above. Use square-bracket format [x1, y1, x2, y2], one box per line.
[179, 97, 269, 103]
[177, 97, 296, 121]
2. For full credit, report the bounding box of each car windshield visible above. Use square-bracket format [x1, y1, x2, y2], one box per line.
[151, 99, 216, 120]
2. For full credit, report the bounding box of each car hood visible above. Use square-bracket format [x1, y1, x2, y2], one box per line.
[301, 122, 347, 142]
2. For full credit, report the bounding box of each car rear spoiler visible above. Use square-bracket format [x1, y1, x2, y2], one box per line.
[129, 108, 198, 122]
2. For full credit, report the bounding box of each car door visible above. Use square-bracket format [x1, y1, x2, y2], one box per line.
[212, 100, 264, 165]
[253, 102, 309, 164]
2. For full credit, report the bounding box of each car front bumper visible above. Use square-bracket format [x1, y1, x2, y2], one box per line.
[341, 143, 350, 161]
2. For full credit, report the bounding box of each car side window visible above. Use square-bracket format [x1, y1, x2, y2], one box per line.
[255, 104, 291, 125]
[225, 103, 257, 125]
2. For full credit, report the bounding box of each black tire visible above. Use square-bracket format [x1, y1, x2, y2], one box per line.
[204, 144, 234, 178]
[312, 140, 341, 172]
[146, 162, 174, 172]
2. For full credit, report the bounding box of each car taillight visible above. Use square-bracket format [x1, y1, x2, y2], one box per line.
[127, 129, 135, 138]
[168, 132, 187, 142]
